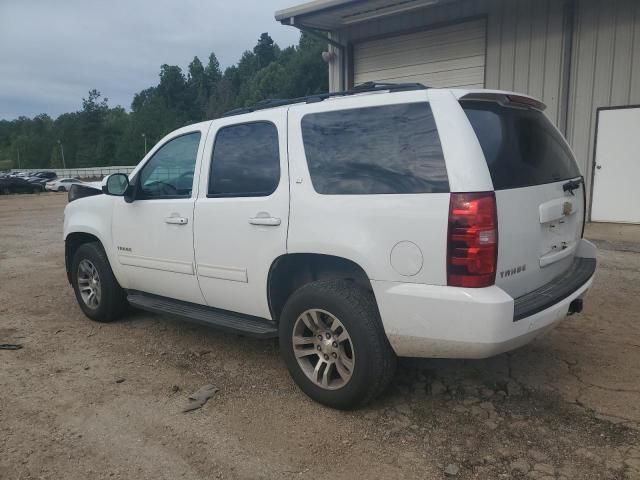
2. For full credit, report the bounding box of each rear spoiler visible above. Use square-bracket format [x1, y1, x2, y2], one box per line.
[459, 92, 546, 112]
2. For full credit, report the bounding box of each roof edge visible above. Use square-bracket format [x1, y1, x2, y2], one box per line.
[274, 0, 357, 22]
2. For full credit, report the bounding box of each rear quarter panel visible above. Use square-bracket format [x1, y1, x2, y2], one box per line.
[287, 90, 453, 285]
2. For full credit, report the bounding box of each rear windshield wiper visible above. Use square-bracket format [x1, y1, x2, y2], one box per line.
[562, 178, 582, 195]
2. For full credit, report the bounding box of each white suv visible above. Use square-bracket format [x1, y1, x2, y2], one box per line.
[64, 83, 596, 409]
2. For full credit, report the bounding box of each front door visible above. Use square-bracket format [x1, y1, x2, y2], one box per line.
[194, 111, 289, 319]
[591, 106, 640, 224]
[112, 127, 207, 304]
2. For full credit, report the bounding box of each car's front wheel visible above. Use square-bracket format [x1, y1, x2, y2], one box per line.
[58, 186, 66, 192]
[71, 242, 127, 322]
[279, 279, 396, 409]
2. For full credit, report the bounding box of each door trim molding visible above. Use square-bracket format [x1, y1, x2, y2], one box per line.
[119, 254, 195, 275]
[196, 263, 248, 283]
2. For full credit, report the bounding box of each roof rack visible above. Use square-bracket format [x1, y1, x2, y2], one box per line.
[221, 82, 429, 117]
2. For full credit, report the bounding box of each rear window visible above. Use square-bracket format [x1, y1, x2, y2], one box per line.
[461, 101, 580, 190]
[301, 103, 448, 195]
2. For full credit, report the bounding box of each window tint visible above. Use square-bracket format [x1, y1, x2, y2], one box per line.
[461, 101, 581, 190]
[301, 103, 448, 195]
[139, 132, 201, 198]
[208, 122, 280, 197]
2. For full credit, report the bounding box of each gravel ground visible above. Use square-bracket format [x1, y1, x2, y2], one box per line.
[1, 192, 639, 480]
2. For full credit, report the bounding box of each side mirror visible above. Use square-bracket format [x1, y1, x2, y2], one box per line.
[103, 173, 129, 196]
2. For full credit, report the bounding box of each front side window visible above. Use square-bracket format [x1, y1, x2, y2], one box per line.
[301, 103, 448, 195]
[139, 132, 201, 199]
[208, 122, 280, 197]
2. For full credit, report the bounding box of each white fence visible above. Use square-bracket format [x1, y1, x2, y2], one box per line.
[11, 166, 135, 179]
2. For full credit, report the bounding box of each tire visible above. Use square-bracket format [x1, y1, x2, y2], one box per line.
[3, 187, 10, 195]
[58, 186, 66, 192]
[279, 279, 397, 409]
[71, 242, 127, 322]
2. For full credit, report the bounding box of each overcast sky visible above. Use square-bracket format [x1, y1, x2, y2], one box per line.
[0, 0, 302, 120]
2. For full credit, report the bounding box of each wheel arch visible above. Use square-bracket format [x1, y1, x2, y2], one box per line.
[267, 253, 374, 323]
[65, 232, 103, 284]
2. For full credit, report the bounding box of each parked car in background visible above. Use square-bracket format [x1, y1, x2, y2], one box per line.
[26, 171, 58, 191]
[31, 171, 57, 180]
[46, 177, 83, 192]
[29, 171, 57, 181]
[0, 176, 41, 194]
[28, 177, 48, 191]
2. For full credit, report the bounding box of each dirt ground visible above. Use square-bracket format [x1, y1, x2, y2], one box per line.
[1, 192, 639, 480]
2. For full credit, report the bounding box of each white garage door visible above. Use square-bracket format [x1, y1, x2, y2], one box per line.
[591, 106, 640, 224]
[353, 19, 486, 88]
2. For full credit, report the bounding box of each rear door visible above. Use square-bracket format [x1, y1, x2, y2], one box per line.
[461, 99, 585, 298]
[193, 110, 289, 319]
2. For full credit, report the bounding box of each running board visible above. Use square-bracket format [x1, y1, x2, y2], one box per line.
[127, 291, 278, 338]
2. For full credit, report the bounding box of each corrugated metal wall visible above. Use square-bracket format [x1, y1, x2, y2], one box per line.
[331, 0, 570, 126]
[485, 0, 569, 128]
[353, 19, 487, 88]
[327, 0, 640, 210]
[567, 0, 640, 207]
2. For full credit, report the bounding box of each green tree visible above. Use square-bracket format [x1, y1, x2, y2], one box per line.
[186, 57, 206, 121]
[204, 53, 222, 91]
[0, 30, 330, 170]
[253, 32, 277, 69]
[158, 64, 187, 112]
[75, 89, 109, 166]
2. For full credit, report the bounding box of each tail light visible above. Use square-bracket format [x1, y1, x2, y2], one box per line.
[580, 175, 586, 238]
[447, 192, 498, 288]
[505, 94, 546, 111]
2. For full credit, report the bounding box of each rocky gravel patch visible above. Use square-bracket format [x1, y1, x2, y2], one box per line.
[370, 362, 639, 479]
[1, 193, 639, 480]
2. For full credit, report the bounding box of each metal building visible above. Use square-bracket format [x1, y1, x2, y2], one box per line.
[275, 0, 640, 223]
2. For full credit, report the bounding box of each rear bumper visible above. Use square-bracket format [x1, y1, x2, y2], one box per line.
[372, 240, 597, 359]
[514, 257, 596, 321]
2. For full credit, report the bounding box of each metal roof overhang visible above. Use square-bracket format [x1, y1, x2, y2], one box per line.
[275, 0, 449, 31]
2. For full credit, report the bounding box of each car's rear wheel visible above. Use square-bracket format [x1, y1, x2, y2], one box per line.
[71, 242, 127, 322]
[279, 279, 396, 409]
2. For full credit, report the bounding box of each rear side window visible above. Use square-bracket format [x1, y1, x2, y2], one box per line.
[301, 103, 448, 194]
[461, 101, 580, 190]
[208, 122, 280, 197]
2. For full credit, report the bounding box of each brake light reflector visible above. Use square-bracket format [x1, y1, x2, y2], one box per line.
[506, 94, 546, 111]
[447, 192, 498, 288]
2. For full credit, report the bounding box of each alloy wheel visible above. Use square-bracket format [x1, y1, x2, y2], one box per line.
[292, 309, 355, 390]
[77, 259, 101, 309]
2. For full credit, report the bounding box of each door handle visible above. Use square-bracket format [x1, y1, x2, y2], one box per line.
[164, 216, 188, 225]
[249, 216, 281, 226]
